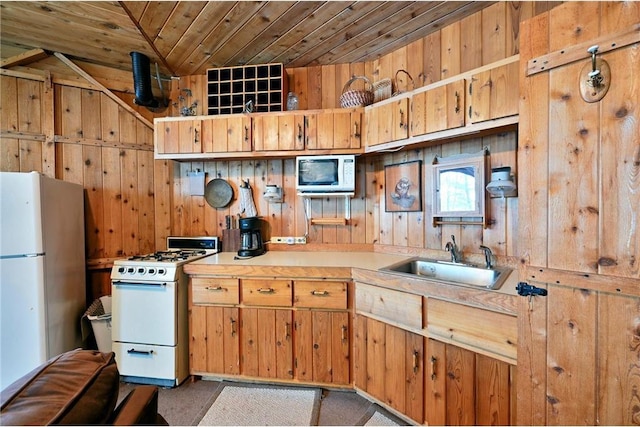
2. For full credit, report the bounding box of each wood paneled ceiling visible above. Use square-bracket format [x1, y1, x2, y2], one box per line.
[0, 1, 493, 77]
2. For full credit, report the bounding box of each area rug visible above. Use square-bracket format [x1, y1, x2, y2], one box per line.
[197, 383, 321, 426]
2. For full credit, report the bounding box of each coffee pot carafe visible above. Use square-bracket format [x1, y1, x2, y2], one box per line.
[237, 217, 265, 258]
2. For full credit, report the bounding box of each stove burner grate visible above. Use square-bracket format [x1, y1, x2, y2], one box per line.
[127, 249, 207, 262]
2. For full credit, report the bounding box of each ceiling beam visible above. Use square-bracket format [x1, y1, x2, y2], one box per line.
[0, 48, 49, 68]
[54, 52, 154, 129]
[118, 1, 176, 76]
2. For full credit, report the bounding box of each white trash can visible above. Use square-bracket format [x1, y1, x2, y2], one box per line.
[84, 295, 112, 353]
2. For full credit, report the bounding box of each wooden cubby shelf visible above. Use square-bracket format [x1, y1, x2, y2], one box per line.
[206, 63, 288, 115]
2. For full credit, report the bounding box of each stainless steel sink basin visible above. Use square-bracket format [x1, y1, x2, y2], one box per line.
[380, 258, 511, 290]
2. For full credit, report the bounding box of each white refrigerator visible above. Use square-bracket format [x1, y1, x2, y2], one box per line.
[0, 171, 86, 390]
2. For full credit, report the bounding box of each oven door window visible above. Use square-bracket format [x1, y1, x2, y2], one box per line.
[111, 281, 176, 346]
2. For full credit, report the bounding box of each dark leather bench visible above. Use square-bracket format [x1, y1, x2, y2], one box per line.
[1, 349, 167, 425]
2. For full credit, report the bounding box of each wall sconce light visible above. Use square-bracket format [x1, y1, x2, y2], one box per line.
[263, 185, 283, 203]
[486, 166, 517, 198]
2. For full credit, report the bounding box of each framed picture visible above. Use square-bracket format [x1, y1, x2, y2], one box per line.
[384, 160, 422, 212]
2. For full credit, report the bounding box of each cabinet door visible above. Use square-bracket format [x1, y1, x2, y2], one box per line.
[202, 116, 251, 153]
[241, 308, 293, 379]
[384, 324, 424, 422]
[306, 110, 361, 150]
[425, 339, 446, 426]
[253, 114, 303, 151]
[156, 119, 201, 154]
[425, 339, 513, 426]
[468, 61, 519, 124]
[392, 98, 409, 141]
[411, 80, 464, 137]
[354, 315, 425, 424]
[190, 306, 239, 375]
[366, 101, 408, 147]
[294, 311, 350, 385]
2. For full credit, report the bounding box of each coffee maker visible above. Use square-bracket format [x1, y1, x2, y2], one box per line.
[237, 217, 265, 258]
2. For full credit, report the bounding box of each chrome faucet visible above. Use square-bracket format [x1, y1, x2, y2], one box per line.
[479, 245, 493, 269]
[444, 235, 461, 263]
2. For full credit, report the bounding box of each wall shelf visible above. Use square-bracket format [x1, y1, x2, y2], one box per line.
[298, 192, 354, 224]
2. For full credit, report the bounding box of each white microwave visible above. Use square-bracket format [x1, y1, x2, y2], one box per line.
[296, 154, 356, 193]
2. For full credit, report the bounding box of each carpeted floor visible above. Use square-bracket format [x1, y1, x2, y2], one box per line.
[118, 379, 406, 426]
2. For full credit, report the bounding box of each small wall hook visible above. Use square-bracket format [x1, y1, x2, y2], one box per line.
[586, 45, 603, 87]
[579, 44, 611, 103]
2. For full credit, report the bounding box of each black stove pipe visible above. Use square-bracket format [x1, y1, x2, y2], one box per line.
[130, 52, 165, 110]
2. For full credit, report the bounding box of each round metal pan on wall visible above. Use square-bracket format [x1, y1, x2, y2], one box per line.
[205, 178, 233, 208]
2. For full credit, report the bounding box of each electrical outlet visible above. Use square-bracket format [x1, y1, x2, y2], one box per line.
[270, 236, 306, 244]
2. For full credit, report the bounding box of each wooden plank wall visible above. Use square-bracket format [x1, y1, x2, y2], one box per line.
[517, 2, 640, 425]
[0, 2, 559, 302]
[167, 2, 553, 260]
[0, 69, 170, 302]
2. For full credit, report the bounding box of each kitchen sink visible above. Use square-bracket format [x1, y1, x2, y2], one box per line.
[380, 258, 512, 290]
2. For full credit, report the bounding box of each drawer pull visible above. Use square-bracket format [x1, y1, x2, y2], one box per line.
[205, 286, 223, 291]
[230, 318, 237, 337]
[430, 355, 437, 380]
[127, 348, 154, 356]
[311, 290, 329, 296]
[412, 351, 419, 373]
[257, 287, 275, 294]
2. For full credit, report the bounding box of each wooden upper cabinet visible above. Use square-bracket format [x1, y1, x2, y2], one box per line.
[156, 118, 201, 154]
[411, 80, 465, 137]
[155, 115, 251, 155]
[202, 115, 252, 153]
[468, 61, 519, 124]
[253, 113, 303, 151]
[305, 109, 362, 150]
[365, 98, 409, 147]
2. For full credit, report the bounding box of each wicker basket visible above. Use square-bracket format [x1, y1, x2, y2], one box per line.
[340, 76, 374, 108]
[392, 69, 415, 96]
[372, 78, 392, 103]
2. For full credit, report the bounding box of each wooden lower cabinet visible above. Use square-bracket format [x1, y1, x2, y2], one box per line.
[425, 338, 514, 426]
[294, 310, 350, 385]
[354, 315, 424, 424]
[241, 308, 293, 379]
[355, 315, 514, 425]
[190, 305, 240, 375]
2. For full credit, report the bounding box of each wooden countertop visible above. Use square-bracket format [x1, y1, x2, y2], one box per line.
[183, 251, 410, 279]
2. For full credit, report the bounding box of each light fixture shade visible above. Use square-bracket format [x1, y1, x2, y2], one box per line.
[486, 166, 517, 198]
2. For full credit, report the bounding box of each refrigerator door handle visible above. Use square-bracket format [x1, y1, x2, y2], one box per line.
[0, 253, 45, 260]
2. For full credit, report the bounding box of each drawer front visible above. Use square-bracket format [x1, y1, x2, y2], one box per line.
[294, 280, 347, 309]
[192, 278, 239, 305]
[112, 342, 176, 380]
[355, 282, 422, 330]
[427, 298, 517, 360]
[242, 279, 292, 307]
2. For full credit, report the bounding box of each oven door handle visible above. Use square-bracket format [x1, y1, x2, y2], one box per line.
[127, 348, 155, 356]
[112, 280, 168, 287]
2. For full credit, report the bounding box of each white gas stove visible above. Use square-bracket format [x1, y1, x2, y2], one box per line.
[110, 236, 218, 387]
